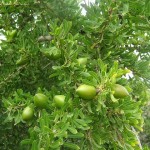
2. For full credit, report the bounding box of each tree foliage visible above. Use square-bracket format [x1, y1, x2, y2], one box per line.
[0, 0, 150, 150]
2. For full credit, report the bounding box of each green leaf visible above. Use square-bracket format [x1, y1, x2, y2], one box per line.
[54, 122, 69, 138]
[68, 133, 84, 138]
[20, 139, 32, 145]
[75, 119, 87, 127]
[87, 102, 93, 113]
[31, 140, 39, 150]
[68, 127, 78, 134]
[110, 94, 118, 102]
[122, 3, 129, 15]
[63, 142, 80, 150]
[50, 138, 63, 149]
[49, 73, 60, 78]
[14, 112, 21, 125]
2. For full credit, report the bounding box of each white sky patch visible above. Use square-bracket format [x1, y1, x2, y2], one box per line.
[0, 35, 6, 42]
[125, 71, 134, 79]
[80, 0, 95, 15]
[84, 0, 95, 4]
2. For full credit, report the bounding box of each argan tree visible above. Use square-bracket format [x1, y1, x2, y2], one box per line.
[0, 0, 150, 150]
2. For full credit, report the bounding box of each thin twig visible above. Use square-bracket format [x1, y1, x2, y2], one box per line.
[42, 62, 52, 70]
[131, 126, 143, 150]
[0, 65, 26, 87]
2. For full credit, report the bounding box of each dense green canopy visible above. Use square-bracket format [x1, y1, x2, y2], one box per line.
[0, 0, 150, 149]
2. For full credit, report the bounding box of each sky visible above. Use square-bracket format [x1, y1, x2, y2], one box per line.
[84, 0, 95, 4]
[81, 0, 95, 15]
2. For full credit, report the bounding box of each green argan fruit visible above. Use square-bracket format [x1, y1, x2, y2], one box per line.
[22, 106, 34, 121]
[34, 93, 48, 108]
[54, 95, 65, 108]
[113, 84, 129, 98]
[76, 84, 96, 100]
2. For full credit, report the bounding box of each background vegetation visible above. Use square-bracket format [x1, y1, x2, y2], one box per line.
[0, 0, 150, 149]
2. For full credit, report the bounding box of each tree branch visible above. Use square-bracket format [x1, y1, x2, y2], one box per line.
[131, 126, 143, 150]
[37, 35, 53, 42]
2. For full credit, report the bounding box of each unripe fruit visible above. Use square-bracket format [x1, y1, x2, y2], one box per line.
[76, 84, 96, 100]
[34, 93, 48, 108]
[113, 84, 129, 98]
[22, 106, 34, 121]
[54, 95, 65, 108]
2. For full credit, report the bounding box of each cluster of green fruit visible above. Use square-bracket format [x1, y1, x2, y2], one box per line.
[22, 94, 65, 121]
[22, 84, 129, 121]
[21, 56, 88, 121]
[76, 84, 129, 100]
